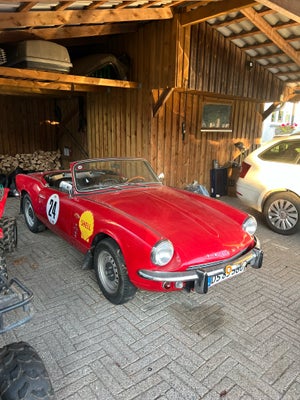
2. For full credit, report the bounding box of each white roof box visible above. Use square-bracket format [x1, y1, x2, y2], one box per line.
[6, 40, 72, 73]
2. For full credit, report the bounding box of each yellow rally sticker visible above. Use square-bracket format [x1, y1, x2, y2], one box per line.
[79, 211, 94, 242]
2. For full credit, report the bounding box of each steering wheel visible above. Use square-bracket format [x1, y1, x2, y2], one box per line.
[126, 176, 146, 183]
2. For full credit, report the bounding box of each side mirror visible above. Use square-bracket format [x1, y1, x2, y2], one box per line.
[158, 173, 165, 181]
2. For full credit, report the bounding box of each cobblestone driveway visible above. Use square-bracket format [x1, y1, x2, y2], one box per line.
[1, 196, 299, 400]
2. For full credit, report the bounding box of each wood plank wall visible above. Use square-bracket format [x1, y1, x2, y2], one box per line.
[0, 18, 286, 191]
[150, 90, 263, 188]
[0, 95, 88, 170]
[0, 95, 58, 155]
[189, 23, 285, 100]
[87, 86, 263, 189]
[87, 86, 151, 160]
[96, 19, 179, 88]
[86, 19, 284, 189]
[55, 96, 89, 168]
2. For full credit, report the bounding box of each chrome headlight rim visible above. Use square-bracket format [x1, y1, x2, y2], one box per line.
[243, 215, 257, 236]
[151, 239, 174, 267]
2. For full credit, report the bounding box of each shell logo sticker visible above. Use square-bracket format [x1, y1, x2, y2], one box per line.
[46, 194, 60, 225]
[79, 211, 94, 242]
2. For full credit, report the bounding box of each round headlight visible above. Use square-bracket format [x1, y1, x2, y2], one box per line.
[243, 215, 257, 236]
[151, 240, 174, 266]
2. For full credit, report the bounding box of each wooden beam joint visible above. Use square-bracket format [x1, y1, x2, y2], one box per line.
[153, 88, 174, 117]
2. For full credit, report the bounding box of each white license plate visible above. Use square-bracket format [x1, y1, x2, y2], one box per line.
[208, 265, 245, 287]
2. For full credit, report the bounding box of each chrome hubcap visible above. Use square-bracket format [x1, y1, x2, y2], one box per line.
[268, 199, 298, 231]
[98, 250, 119, 294]
[25, 201, 34, 227]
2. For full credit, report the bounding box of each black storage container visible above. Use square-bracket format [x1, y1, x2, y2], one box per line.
[210, 167, 228, 197]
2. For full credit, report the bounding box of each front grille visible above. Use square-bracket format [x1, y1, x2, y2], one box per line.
[187, 248, 249, 271]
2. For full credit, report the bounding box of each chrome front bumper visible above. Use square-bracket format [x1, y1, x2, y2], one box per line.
[138, 238, 263, 294]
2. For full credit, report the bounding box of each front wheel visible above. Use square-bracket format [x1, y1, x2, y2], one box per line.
[0, 342, 55, 400]
[94, 238, 137, 304]
[263, 192, 300, 235]
[23, 194, 45, 233]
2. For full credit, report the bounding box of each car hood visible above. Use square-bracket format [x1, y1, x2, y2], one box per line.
[85, 185, 254, 266]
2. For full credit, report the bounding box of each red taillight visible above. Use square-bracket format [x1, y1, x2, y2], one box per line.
[239, 162, 251, 178]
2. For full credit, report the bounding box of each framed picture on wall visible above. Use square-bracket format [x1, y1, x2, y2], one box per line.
[201, 103, 232, 132]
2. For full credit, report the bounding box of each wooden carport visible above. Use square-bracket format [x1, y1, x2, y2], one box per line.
[0, 1, 299, 189]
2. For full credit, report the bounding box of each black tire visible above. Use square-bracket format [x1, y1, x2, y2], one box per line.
[0, 217, 17, 253]
[263, 192, 300, 235]
[0, 254, 8, 286]
[0, 342, 55, 400]
[94, 238, 137, 305]
[23, 194, 45, 233]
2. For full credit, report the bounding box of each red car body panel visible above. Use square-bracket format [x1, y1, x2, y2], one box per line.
[15, 159, 261, 293]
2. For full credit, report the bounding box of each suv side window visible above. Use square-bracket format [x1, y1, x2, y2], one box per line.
[259, 140, 300, 164]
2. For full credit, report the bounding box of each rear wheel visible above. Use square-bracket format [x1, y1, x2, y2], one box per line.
[0, 217, 17, 253]
[263, 192, 300, 235]
[94, 238, 137, 304]
[0, 342, 55, 400]
[23, 194, 45, 233]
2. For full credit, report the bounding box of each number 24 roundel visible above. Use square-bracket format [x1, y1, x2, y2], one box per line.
[47, 194, 60, 225]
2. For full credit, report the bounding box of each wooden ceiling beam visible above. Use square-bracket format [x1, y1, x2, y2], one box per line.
[262, 102, 281, 120]
[0, 8, 173, 30]
[18, 2, 36, 12]
[54, 2, 74, 11]
[180, 0, 256, 27]
[283, 77, 300, 84]
[0, 22, 138, 43]
[86, 1, 107, 10]
[267, 60, 298, 68]
[274, 70, 300, 77]
[240, 36, 299, 50]
[208, 7, 273, 27]
[225, 20, 300, 40]
[185, 1, 224, 13]
[252, 51, 284, 59]
[115, 1, 136, 10]
[153, 88, 174, 117]
[256, 0, 300, 23]
[242, 7, 300, 66]
[141, 1, 162, 9]
[0, 0, 76, 2]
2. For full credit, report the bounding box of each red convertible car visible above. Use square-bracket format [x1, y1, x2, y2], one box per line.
[16, 158, 263, 304]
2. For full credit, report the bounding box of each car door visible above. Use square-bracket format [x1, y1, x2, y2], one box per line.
[37, 186, 73, 244]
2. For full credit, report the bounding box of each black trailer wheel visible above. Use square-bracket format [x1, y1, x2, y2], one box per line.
[94, 238, 137, 305]
[0, 217, 17, 253]
[0, 342, 55, 400]
[23, 194, 45, 233]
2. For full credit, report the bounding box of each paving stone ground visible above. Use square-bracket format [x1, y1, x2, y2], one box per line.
[0, 195, 299, 400]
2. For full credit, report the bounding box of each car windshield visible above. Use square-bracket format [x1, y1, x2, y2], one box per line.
[73, 158, 161, 192]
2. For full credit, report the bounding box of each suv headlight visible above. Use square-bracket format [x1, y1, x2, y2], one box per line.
[243, 215, 257, 236]
[151, 240, 174, 266]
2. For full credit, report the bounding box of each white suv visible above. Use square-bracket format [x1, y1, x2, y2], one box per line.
[236, 134, 300, 235]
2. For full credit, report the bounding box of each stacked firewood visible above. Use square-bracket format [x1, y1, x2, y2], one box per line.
[0, 150, 61, 174]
